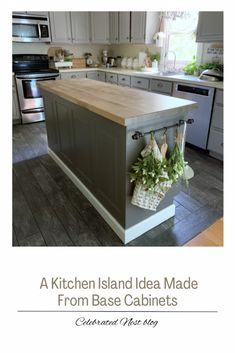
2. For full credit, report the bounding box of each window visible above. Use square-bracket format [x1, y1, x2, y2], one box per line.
[162, 12, 199, 70]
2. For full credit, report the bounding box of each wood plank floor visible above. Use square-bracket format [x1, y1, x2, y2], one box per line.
[184, 218, 223, 246]
[12, 122, 223, 247]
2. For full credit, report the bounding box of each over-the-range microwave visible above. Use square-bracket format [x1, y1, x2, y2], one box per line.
[12, 13, 51, 43]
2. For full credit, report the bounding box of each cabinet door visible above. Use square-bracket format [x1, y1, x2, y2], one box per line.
[207, 128, 223, 157]
[86, 71, 99, 81]
[60, 72, 86, 80]
[119, 12, 130, 43]
[196, 12, 223, 42]
[131, 12, 146, 43]
[210, 89, 223, 130]
[49, 12, 72, 43]
[71, 12, 90, 44]
[150, 79, 172, 95]
[110, 12, 119, 44]
[90, 12, 110, 43]
[106, 73, 118, 84]
[118, 74, 131, 87]
[131, 76, 149, 90]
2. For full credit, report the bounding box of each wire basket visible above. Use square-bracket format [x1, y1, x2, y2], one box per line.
[131, 182, 167, 211]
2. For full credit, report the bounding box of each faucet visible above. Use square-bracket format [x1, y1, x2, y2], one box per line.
[164, 51, 176, 72]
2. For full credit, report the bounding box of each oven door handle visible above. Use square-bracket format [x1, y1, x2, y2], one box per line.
[38, 23, 41, 40]
[16, 74, 59, 80]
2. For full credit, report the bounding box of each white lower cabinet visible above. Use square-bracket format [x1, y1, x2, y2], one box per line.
[207, 89, 223, 159]
[131, 76, 149, 90]
[118, 74, 131, 87]
[105, 73, 118, 84]
[60, 72, 87, 79]
[150, 79, 172, 95]
[87, 71, 106, 82]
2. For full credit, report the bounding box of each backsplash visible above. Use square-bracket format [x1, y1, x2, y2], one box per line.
[109, 44, 160, 59]
[13, 41, 223, 65]
[12, 43, 109, 64]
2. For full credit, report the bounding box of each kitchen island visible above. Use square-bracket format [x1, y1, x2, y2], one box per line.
[39, 78, 197, 244]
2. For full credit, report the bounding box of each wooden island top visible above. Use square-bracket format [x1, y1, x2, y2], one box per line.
[38, 78, 197, 127]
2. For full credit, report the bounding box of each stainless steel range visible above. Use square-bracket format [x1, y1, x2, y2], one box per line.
[13, 54, 60, 124]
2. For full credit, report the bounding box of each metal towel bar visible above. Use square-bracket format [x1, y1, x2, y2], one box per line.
[131, 118, 194, 140]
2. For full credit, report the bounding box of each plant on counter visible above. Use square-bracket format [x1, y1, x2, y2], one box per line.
[182, 56, 199, 75]
[183, 56, 223, 76]
[150, 53, 161, 63]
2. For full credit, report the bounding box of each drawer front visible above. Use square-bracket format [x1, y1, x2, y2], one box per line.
[150, 79, 173, 95]
[118, 74, 131, 87]
[60, 72, 86, 79]
[106, 73, 118, 84]
[131, 76, 149, 90]
[97, 71, 106, 82]
[207, 128, 223, 156]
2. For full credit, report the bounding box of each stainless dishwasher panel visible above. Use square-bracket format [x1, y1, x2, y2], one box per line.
[172, 83, 215, 149]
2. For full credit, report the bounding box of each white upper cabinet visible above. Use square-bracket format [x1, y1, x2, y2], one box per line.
[109, 12, 119, 44]
[71, 12, 90, 43]
[50, 12, 90, 44]
[90, 12, 110, 43]
[131, 12, 159, 44]
[50, 12, 72, 43]
[131, 12, 146, 43]
[119, 12, 131, 43]
[196, 12, 223, 42]
[118, 12, 159, 44]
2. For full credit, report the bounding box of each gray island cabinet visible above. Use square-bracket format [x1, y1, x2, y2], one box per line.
[38, 78, 196, 244]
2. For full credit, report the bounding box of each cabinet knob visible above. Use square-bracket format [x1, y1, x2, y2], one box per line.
[122, 78, 126, 81]
[71, 75, 76, 78]
[137, 81, 141, 84]
[157, 83, 163, 88]
[110, 75, 113, 78]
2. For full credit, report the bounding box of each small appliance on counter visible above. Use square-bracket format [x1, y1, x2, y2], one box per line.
[107, 57, 117, 67]
[84, 53, 95, 67]
[199, 69, 223, 82]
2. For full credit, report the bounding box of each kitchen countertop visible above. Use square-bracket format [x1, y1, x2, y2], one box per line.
[38, 78, 197, 127]
[59, 67, 224, 90]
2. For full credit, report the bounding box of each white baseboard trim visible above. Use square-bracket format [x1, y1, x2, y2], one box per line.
[48, 148, 175, 244]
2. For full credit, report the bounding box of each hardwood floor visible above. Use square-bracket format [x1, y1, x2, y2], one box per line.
[12, 122, 223, 247]
[184, 218, 223, 246]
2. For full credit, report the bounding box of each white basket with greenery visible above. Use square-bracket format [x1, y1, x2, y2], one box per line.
[130, 130, 187, 211]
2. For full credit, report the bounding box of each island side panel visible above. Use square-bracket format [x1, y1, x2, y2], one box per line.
[43, 91, 127, 227]
[125, 112, 189, 229]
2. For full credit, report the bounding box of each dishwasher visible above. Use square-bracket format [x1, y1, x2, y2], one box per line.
[172, 82, 215, 149]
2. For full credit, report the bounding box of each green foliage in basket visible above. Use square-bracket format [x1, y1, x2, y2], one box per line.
[166, 142, 186, 184]
[130, 152, 169, 192]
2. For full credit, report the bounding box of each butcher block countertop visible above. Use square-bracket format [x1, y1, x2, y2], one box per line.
[38, 78, 197, 127]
